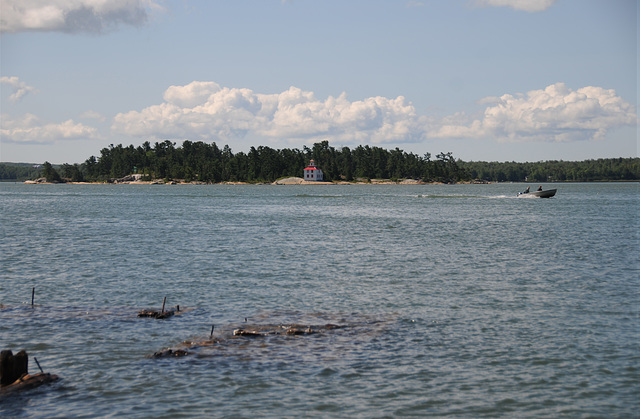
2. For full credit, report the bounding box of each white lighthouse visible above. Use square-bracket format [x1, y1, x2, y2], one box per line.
[303, 159, 323, 181]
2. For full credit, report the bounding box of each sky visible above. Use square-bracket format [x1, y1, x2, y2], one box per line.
[0, 0, 637, 164]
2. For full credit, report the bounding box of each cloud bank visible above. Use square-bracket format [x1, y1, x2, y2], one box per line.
[431, 83, 637, 143]
[0, 0, 161, 33]
[112, 81, 635, 147]
[5, 81, 630, 148]
[474, 0, 558, 12]
[112, 82, 427, 145]
[1, 113, 99, 144]
[0, 77, 38, 101]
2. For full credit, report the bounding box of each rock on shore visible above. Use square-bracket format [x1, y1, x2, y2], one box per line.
[273, 177, 333, 185]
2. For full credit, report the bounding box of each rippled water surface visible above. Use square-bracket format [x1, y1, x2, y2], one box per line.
[1, 183, 638, 418]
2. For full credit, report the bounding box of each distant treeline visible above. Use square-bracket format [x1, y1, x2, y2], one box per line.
[1, 140, 639, 183]
[0, 163, 44, 182]
[461, 158, 640, 182]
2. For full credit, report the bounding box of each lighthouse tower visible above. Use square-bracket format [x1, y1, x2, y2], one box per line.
[303, 159, 324, 181]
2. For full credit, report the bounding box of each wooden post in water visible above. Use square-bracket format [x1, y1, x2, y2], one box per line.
[34, 357, 44, 374]
[161, 297, 166, 314]
[0, 350, 28, 386]
[31, 287, 35, 306]
[210, 325, 214, 337]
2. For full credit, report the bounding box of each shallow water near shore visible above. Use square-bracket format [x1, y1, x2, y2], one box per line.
[0, 182, 638, 418]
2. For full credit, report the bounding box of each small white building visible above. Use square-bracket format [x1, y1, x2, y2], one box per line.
[303, 159, 323, 181]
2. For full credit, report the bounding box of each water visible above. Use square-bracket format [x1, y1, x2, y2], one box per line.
[0, 182, 638, 418]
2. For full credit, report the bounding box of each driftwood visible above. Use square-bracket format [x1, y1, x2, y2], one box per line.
[149, 323, 347, 359]
[138, 308, 180, 319]
[285, 327, 314, 335]
[137, 308, 175, 319]
[232, 324, 322, 337]
[138, 302, 182, 319]
[0, 350, 59, 396]
[0, 373, 59, 396]
[150, 337, 223, 358]
[233, 329, 265, 337]
[151, 348, 189, 358]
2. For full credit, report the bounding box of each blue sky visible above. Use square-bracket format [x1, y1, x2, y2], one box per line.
[1, 0, 637, 164]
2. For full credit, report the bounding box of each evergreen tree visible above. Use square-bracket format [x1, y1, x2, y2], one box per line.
[42, 161, 62, 183]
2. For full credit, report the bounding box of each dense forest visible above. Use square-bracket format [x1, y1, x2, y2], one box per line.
[460, 158, 640, 182]
[0, 163, 46, 181]
[1, 140, 638, 183]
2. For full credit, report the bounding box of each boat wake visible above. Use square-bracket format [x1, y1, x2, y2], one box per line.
[412, 194, 518, 199]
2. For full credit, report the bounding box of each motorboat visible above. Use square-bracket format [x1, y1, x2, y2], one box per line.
[518, 188, 557, 198]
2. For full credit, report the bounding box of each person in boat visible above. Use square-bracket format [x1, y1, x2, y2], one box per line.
[537, 185, 543, 191]
[522, 186, 530, 194]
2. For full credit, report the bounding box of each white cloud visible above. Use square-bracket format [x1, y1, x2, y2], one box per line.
[163, 82, 223, 108]
[112, 82, 428, 145]
[430, 83, 637, 143]
[0, 76, 38, 101]
[0, 0, 162, 33]
[473, 0, 558, 12]
[112, 81, 636, 148]
[1, 113, 100, 144]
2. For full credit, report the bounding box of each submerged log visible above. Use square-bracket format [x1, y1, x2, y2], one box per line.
[0, 350, 59, 396]
[149, 321, 350, 359]
[285, 327, 314, 335]
[151, 348, 189, 358]
[233, 329, 264, 337]
[324, 324, 343, 330]
[0, 373, 59, 396]
[138, 308, 175, 319]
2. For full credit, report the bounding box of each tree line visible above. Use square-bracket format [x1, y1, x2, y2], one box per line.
[38, 140, 468, 183]
[460, 158, 640, 182]
[0, 163, 43, 181]
[1, 140, 638, 183]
